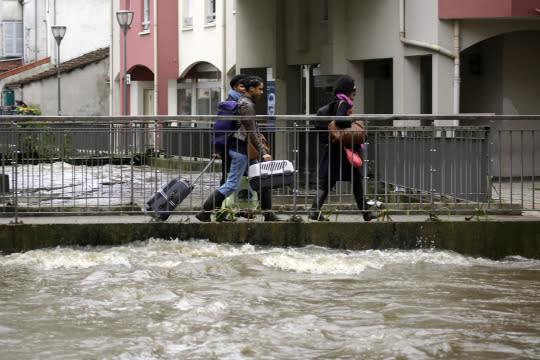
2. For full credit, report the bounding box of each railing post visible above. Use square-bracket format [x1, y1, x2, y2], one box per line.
[304, 117, 310, 208]
[363, 121, 370, 208]
[130, 120, 135, 205]
[520, 130, 524, 209]
[153, 119, 159, 195]
[533, 130, 536, 209]
[10, 121, 22, 224]
[486, 125, 493, 211]
[429, 120, 436, 215]
[292, 119, 299, 217]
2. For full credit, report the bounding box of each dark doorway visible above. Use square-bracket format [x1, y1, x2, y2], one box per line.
[363, 59, 393, 114]
[420, 55, 432, 114]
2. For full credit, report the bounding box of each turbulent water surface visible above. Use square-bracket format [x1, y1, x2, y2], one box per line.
[1, 239, 539, 360]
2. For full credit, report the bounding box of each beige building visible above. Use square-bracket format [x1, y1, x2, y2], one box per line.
[233, 0, 540, 118]
[109, 0, 540, 119]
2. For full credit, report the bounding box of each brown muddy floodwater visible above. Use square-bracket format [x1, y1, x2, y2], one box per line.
[1, 239, 539, 360]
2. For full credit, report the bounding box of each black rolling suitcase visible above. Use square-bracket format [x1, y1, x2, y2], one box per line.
[144, 157, 216, 221]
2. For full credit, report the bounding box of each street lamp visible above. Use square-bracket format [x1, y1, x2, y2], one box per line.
[51, 25, 66, 116]
[116, 10, 134, 115]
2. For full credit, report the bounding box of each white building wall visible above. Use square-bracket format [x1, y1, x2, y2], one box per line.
[1, 0, 21, 20]
[225, 0, 237, 75]
[348, 0, 400, 61]
[284, 0, 324, 67]
[19, 0, 110, 65]
[47, 0, 111, 65]
[178, 0, 236, 79]
[22, 58, 109, 115]
[21, 0, 47, 63]
[235, 0, 275, 70]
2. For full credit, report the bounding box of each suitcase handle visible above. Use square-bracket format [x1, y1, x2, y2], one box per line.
[190, 155, 217, 185]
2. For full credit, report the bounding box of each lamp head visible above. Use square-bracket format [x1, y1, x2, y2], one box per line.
[51, 26, 66, 44]
[116, 10, 134, 28]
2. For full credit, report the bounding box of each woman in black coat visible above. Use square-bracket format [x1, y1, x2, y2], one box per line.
[310, 75, 374, 221]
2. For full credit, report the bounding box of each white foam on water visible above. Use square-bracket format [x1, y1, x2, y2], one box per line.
[140, 289, 178, 302]
[174, 297, 196, 311]
[0, 246, 131, 270]
[127, 238, 258, 260]
[2, 239, 537, 275]
[258, 247, 503, 274]
[82, 270, 112, 283]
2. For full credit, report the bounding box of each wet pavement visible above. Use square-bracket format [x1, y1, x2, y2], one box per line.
[1, 212, 539, 225]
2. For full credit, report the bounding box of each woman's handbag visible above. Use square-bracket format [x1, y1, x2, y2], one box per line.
[328, 120, 368, 146]
[344, 147, 363, 168]
[246, 133, 270, 160]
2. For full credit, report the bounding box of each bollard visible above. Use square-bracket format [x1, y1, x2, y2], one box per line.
[0, 174, 9, 193]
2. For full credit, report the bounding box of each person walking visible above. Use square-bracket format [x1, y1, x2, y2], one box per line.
[218, 74, 248, 185]
[197, 75, 276, 222]
[310, 75, 374, 222]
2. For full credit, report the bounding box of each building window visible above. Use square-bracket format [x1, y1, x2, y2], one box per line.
[3, 21, 23, 57]
[206, 0, 216, 24]
[177, 80, 193, 115]
[183, 0, 193, 28]
[142, 0, 150, 31]
[178, 63, 221, 124]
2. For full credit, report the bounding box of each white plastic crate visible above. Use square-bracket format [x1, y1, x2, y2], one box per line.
[247, 160, 294, 190]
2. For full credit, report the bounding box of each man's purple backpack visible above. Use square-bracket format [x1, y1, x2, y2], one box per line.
[213, 100, 238, 152]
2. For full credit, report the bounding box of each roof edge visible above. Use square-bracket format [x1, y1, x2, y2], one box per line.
[0, 58, 51, 80]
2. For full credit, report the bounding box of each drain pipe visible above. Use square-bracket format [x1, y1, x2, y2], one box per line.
[18, 0, 24, 65]
[452, 20, 460, 114]
[221, 0, 227, 101]
[109, 0, 114, 115]
[153, 0, 158, 115]
[304, 64, 311, 115]
[34, 0, 38, 62]
[399, 0, 460, 113]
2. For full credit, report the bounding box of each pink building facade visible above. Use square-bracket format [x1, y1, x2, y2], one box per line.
[439, 0, 540, 18]
[118, 0, 178, 115]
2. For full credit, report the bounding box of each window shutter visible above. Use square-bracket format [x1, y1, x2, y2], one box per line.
[3, 22, 23, 57]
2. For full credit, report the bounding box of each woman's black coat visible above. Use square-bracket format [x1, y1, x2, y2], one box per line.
[315, 97, 362, 183]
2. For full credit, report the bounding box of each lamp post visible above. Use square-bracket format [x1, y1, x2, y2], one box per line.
[51, 26, 66, 116]
[116, 10, 134, 115]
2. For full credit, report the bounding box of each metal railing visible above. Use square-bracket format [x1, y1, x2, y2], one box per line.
[1, 115, 538, 220]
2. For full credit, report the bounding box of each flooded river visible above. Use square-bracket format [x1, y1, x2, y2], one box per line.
[1, 239, 539, 359]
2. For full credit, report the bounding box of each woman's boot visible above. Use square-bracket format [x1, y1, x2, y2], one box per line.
[310, 189, 329, 221]
[195, 190, 226, 222]
[259, 189, 277, 221]
[353, 181, 376, 222]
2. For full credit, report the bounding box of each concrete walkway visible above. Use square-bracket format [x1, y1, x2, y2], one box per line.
[1, 210, 540, 225]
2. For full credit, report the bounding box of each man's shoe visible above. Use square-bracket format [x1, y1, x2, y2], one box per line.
[362, 211, 377, 222]
[195, 211, 211, 222]
[263, 212, 277, 222]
